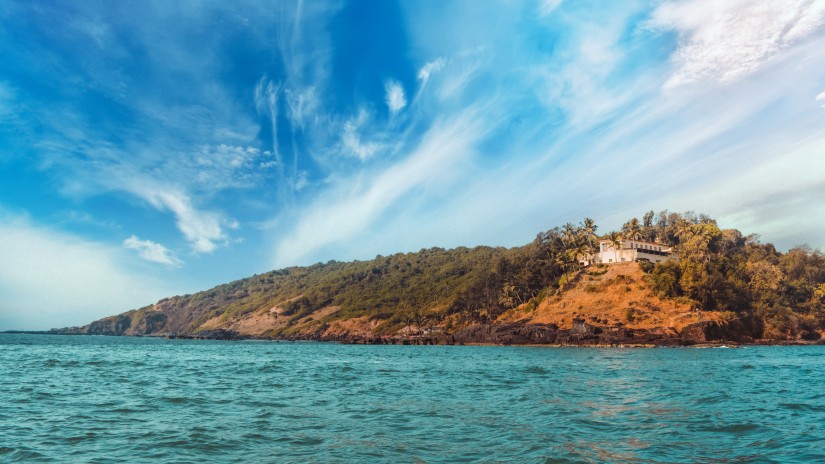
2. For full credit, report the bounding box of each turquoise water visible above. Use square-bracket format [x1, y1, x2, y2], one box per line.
[1, 334, 823, 463]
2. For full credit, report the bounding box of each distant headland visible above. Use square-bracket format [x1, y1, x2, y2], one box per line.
[49, 210, 825, 346]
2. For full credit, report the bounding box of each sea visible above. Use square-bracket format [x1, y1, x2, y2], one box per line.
[1, 334, 823, 463]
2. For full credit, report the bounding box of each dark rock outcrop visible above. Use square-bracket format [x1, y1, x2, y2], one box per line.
[131, 311, 168, 334]
[449, 323, 562, 345]
[679, 319, 757, 344]
[85, 315, 133, 336]
[167, 329, 247, 340]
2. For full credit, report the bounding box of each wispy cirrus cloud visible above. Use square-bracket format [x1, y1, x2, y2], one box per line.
[255, 78, 282, 169]
[417, 57, 446, 87]
[124, 234, 182, 267]
[0, 2, 281, 261]
[284, 86, 320, 131]
[340, 109, 385, 161]
[649, 0, 825, 88]
[274, 108, 487, 265]
[44, 138, 267, 254]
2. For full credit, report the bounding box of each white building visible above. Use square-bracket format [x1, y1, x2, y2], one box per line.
[593, 239, 676, 264]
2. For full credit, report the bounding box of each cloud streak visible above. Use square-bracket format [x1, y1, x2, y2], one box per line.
[274, 108, 486, 265]
[255, 78, 283, 170]
[123, 235, 182, 267]
[417, 57, 446, 87]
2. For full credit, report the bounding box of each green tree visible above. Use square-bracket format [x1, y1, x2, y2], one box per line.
[580, 217, 598, 249]
[622, 218, 642, 241]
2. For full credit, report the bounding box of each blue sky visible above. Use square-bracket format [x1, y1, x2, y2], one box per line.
[2, 0, 825, 330]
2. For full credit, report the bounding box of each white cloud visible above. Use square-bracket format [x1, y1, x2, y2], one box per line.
[384, 79, 407, 114]
[0, 214, 184, 330]
[135, 186, 227, 254]
[817, 90, 825, 107]
[123, 234, 182, 267]
[341, 110, 384, 160]
[188, 144, 267, 190]
[650, 0, 825, 88]
[417, 57, 446, 87]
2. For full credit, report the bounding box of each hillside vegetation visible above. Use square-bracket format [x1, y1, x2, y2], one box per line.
[64, 211, 825, 343]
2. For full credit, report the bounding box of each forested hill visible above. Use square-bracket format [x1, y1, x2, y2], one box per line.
[57, 211, 825, 344]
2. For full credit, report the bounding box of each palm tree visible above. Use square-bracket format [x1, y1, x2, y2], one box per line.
[559, 247, 578, 288]
[572, 241, 591, 268]
[562, 222, 578, 245]
[551, 243, 572, 282]
[622, 218, 642, 241]
[674, 218, 693, 243]
[580, 217, 598, 249]
[498, 283, 517, 308]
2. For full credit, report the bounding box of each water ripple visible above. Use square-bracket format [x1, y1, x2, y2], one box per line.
[1, 334, 824, 463]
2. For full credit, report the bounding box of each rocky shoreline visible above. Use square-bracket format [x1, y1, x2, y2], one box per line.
[36, 318, 824, 347]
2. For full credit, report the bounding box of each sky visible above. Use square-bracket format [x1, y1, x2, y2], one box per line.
[2, 0, 825, 330]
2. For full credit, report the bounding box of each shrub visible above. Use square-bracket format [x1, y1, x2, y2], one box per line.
[649, 261, 682, 298]
[637, 259, 655, 274]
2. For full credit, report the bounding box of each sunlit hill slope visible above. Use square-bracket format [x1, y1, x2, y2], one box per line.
[58, 211, 825, 345]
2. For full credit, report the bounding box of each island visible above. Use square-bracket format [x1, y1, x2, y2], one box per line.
[52, 210, 825, 346]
